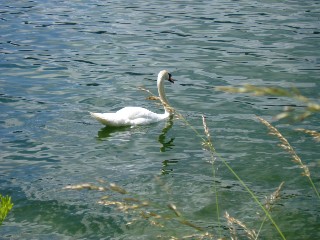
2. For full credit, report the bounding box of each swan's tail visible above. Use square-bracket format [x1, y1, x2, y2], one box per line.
[89, 112, 127, 126]
[89, 112, 111, 125]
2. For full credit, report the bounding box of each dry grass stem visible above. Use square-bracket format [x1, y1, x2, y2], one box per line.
[138, 86, 176, 115]
[123, 197, 141, 203]
[296, 128, 320, 142]
[179, 232, 214, 239]
[138, 86, 155, 96]
[257, 116, 320, 199]
[202, 115, 211, 139]
[166, 232, 214, 240]
[63, 182, 128, 193]
[63, 183, 107, 191]
[201, 115, 215, 152]
[256, 182, 286, 238]
[109, 183, 127, 194]
[98, 199, 147, 212]
[257, 116, 310, 178]
[217, 85, 309, 103]
[167, 203, 181, 217]
[146, 95, 160, 101]
[225, 212, 257, 240]
[178, 219, 204, 232]
[218, 85, 320, 121]
[140, 211, 164, 228]
[141, 211, 162, 219]
[63, 179, 206, 234]
[265, 182, 285, 211]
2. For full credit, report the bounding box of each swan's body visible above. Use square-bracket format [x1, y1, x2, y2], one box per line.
[90, 70, 174, 126]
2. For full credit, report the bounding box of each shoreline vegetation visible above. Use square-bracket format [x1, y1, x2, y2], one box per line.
[0, 194, 13, 226]
[27, 84, 320, 239]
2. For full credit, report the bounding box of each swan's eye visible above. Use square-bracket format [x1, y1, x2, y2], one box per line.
[168, 73, 172, 79]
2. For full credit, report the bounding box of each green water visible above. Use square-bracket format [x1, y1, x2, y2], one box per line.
[1, 0, 319, 239]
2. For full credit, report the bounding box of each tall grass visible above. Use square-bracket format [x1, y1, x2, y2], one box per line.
[217, 85, 320, 121]
[140, 84, 319, 238]
[257, 116, 319, 199]
[65, 84, 319, 239]
[217, 84, 319, 198]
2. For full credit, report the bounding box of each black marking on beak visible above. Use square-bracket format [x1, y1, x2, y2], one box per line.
[168, 73, 175, 83]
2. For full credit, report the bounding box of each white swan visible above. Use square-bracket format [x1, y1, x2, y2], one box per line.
[90, 70, 175, 126]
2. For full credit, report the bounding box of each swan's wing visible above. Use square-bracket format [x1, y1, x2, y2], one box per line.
[116, 107, 156, 119]
[117, 107, 167, 122]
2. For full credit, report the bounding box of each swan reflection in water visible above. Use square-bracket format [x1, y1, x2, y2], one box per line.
[96, 115, 175, 146]
[96, 115, 178, 175]
[95, 104, 177, 175]
[158, 115, 175, 152]
[158, 115, 180, 175]
[96, 125, 131, 139]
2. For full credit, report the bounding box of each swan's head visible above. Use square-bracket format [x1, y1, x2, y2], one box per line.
[158, 70, 175, 84]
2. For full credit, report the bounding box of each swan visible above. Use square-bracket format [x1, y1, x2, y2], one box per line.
[90, 70, 175, 126]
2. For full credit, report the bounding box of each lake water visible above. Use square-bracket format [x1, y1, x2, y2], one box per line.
[1, 0, 319, 239]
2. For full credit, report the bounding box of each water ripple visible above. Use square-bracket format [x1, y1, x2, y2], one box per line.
[1, 0, 319, 239]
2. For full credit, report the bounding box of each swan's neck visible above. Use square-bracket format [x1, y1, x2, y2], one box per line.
[157, 74, 172, 115]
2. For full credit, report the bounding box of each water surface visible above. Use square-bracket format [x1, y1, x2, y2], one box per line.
[1, 0, 319, 239]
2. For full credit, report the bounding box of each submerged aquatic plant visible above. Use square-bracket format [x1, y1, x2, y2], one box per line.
[0, 194, 13, 226]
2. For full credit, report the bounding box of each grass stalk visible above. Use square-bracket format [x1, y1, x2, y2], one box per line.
[225, 211, 257, 240]
[64, 181, 208, 236]
[202, 115, 221, 238]
[185, 113, 285, 238]
[296, 128, 320, 142]
[218, 153, 286, 240]
[257, 116, 320, 199]
[256, 182, 285, 239]
[140, 87, 286, 239]
[217, 85, 320, 121]
[188, 115, 285, 239]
